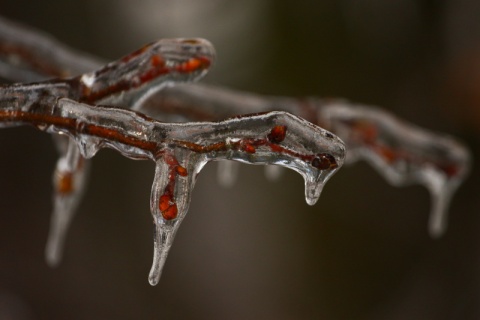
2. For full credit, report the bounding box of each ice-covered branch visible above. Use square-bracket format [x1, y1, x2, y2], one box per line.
[0, 16, 471, 285]
[0, 16, 345, 285]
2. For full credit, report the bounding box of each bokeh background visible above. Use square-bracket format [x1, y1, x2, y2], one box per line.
[1, 0, 480, 319]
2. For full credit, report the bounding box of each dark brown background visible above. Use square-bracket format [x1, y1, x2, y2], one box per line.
[0, 1, 479, 319]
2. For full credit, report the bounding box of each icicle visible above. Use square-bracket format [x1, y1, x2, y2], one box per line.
[149, 150, 206, 285]
[149, 158, 176, 286]
[45, 138, 89, 266]
[304, 177, 324, 206]
[427, 180, 454, 238]
[418, 166, 464, 238]
[217, 161, 240, 187]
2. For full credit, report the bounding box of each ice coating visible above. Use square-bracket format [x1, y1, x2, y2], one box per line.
[77, 38, 213, 108]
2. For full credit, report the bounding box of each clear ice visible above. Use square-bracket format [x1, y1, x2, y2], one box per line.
[46, 137, 89, 266]
[0, 16, 471, 286]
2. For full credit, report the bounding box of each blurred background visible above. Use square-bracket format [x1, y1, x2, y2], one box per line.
[0, 0, 480, 319]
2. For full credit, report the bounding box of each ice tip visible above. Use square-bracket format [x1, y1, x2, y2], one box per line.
[427, 185, 453, 239]
[305, 180, 324, 206]
[45, 247, 62, 268]
[148, 254, 164, 286]
[429, 226, 446, 239]
[148, 273, 160, 286]
[156, 37, 216, 65]
[45, 233, 65, 268]
[428, 211, 448, 239]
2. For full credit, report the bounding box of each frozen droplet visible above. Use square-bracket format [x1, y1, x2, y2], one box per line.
[305, 178, 324, 206]
[217, 161, 239, 187]
[75, 135, 101, 159]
